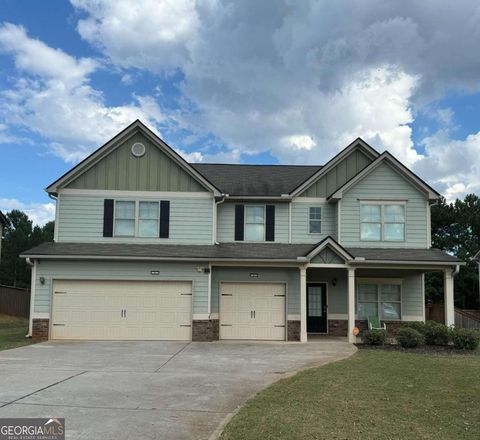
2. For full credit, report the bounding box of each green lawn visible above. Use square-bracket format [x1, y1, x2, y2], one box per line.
[0, 314, 35, 351]
[221, 350, 480, 440]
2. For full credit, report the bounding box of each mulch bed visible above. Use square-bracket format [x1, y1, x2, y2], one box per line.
[355, 343, 480, 356]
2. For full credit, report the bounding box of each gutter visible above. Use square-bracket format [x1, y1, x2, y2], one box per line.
[213, 194, 228, 244]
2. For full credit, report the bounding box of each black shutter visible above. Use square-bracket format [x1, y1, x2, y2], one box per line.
[160, 200, 170, 238]
[103, 199, 114, 237]
[265, 205, 275, 242]
[234, 205, 244, 241]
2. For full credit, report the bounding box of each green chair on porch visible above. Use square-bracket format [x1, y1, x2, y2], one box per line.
[368, 316, 386, 331]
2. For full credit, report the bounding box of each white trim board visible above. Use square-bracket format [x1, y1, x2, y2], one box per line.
[59, 189, 214, 198]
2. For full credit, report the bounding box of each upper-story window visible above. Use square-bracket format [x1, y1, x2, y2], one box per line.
[309, 207, 322, 234]
[114, 201, 160, 237]
[360, 203, 405, 241]
[245, 205, 265, 241]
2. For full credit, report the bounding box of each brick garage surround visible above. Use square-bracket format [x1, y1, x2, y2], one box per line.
[192, 319, 219, 341]
[328, 319, 404, 338]
[287, 320, 300, 341]
[32, 319, 49, 341]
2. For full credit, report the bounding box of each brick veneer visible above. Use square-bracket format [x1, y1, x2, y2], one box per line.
[32, 319, 49, 341]
[328, 319, 404, 338]
[192, 319, 219, 341]
[287, 320, 300, 341]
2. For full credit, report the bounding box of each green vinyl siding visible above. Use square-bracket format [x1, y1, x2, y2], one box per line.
[291, 202, 337, 243]
[33, 260, 209, 315]
[57, 194, 213, 244]
[299, 149, 373, 197]
[216, 202, 289, 243]
[211, 266, 300, 315]
[340, 163, 429, 248]
[307, 268, 424, 319]
[65, 132, 206, 192]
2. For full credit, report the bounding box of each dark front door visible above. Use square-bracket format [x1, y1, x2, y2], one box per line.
[307, 283, 327, 333]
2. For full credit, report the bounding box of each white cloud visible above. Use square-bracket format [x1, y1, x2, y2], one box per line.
[0, 23, 166, 162]
[72, 0, 199, 72]
[0, 198, 55, 226]
[413, 131, 480, 201]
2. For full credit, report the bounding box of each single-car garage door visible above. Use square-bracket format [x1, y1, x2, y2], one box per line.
[51, 280, 192, 340]
[220, 282, 285, 340]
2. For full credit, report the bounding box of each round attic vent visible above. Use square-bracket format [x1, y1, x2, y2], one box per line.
[131, 142, 146, 157]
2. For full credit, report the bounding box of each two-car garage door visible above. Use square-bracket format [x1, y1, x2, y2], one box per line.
[51, 280, 192, 340]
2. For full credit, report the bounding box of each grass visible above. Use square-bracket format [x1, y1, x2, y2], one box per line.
[0, 314, 35, 351]
[220, 350, 480, 440]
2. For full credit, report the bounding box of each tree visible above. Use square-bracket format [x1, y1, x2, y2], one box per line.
[0, 210, 54, 288]
[427, 194, 480, 309]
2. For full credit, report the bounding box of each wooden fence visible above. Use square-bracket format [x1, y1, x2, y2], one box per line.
[0, 285, 30, 318]
[455, 308, 480, 329]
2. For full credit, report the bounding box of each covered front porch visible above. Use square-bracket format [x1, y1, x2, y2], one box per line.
[297, 241, 462, 343]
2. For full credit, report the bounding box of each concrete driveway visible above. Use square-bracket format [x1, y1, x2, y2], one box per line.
[0, 339, 355, 440]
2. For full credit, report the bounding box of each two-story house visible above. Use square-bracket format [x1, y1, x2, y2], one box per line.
[22, 120, 463, 342]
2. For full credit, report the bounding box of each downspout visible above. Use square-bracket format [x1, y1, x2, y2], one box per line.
[452, 265, 460, 277]
[49, 193, 58, 242]
[213, 194, 228, 245]
[26, 258, 35, 338]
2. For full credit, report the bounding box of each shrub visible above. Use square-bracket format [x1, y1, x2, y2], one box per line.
[362, 329, 387, 345]
[396, 327, 425, 348]
[451, 328, 480, 350]
[402, 321, 427, 335]
[423, 321, 450, 346]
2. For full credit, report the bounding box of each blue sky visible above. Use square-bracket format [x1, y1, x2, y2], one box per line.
[1, 0, 480, 224]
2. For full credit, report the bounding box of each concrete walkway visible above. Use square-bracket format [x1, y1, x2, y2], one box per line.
[0, 339, 355, 440]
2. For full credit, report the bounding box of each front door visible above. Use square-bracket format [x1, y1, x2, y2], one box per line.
[307, 283, 327, 333]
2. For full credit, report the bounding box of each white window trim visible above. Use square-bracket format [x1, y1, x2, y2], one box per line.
[356, 278, 403, 321]
[360, 201, 407, 242]
[244, 205, 266, 242]
[114, 200, 161, 238]
[308, 206, 322, 235]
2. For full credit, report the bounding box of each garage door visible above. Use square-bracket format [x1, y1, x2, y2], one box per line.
[51, 280, 192, 340]
[220, 282, 285, 340]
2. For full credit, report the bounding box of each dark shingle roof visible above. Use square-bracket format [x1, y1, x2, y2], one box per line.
[347, 248, 462, 263]
[22, 242, 462, 264]
[191, 164, 322, 196]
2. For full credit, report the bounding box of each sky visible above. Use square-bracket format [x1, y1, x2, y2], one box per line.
[1, 0, 480, 225]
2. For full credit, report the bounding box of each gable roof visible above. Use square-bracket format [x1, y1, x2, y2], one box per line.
[0, 211, 9, 228]
[328, 151, 440, 201]
[288, 138, 380, 197]
[301, 236, 353, 262]
[192, 164, 321, 197]
[46, 120, 221, 196]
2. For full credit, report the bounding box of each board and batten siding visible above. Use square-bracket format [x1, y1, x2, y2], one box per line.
[33, 260, 209, 315]
[216, 202, 289, 243]
[211, 266, 300, 317]
[299, 149, 373, 197]
[57, 193, 214, 244]
[291, 201, 337, 243]
[340, 162, 429, 248]
[65, 132, 206, 192]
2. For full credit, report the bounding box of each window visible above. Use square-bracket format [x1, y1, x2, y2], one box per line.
[357, 282, 401, 320]
[114, 201, 135, 237]
[245, 206, 265, 241]
[139, 202, 159, 237]
[360, 203, 405, 241]
[114, 200, 160, 238]
[309, 207, 322, 233]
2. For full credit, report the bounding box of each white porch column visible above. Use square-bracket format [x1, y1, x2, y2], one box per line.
[444, 268, 455, 326]
[347, 267, 356, 343]
[300, 266, 307, 342]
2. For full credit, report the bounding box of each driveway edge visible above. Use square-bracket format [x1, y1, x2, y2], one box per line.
[208, 344, 357, 440]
